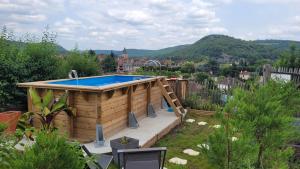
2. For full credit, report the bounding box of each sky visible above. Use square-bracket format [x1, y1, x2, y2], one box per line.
[0, 0, 299, 50]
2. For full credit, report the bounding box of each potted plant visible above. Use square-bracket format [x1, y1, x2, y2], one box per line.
[0, 111, 21, 133]
[110, 136, 139, 164]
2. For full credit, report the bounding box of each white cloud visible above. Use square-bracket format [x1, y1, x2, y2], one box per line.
[0, 0, 299, 49]
[10, 14, 46, 23]
[266, 15, 300, 39]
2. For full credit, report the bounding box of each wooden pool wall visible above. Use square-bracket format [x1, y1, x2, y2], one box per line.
[26, 78, 163, 141]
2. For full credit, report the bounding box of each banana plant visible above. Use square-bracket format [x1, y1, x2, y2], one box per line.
[29, 88, 76, 132]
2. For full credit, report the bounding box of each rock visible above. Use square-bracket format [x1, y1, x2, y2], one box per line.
[186, 119, 195, 123]
[183, 149, 200, 156]
[198, 121, 207, 126]
[212, 124, 221, 128]
[169, 157, 187, 165]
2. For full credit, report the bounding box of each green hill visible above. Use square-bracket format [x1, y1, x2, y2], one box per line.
[94, 35, 300, 62]
[165, 35, 280, 60]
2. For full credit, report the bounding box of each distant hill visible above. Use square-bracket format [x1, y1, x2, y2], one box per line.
[164, 35, 280, 61]
[94, 45, 188, 57]
[93, 35, 300, 62]
[254, 39, 300, 53]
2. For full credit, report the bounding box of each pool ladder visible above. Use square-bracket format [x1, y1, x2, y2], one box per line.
[68, 70, 79, 86]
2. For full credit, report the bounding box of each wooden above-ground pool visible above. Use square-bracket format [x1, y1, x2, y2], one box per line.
[18, 75, 186, 151]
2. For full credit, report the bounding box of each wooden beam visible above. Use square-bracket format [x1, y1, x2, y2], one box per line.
[127, 86, 133, 113]
[147, 82, 151, 107]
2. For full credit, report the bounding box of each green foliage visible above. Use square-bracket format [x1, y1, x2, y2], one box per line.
[275, 45, 300, 68]
[60, 50, 100, 77]
[194, 72, 209, 83]
[0, 123, 7, 133]
[183, 94, 219, 111]
[0, 121, 18, 169]
[133, 68, 181, 78]
[0, 28, 61, 108]
[197, 59, 219, 75]
[180, 61, 195, 73]
[10, 131, 86, 169]
[29, 88, 76, 131]
[204, 81, 300, 169]
[101, 54, 117, 73]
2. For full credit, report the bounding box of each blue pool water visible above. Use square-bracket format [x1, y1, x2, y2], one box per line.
[48, 75, 151, 87]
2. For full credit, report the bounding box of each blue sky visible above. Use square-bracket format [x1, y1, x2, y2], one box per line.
[0, 0, 299, 50]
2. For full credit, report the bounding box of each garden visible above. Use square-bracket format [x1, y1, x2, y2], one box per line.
[1, 80, 300, 169]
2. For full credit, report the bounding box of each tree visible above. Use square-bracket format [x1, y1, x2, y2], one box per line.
[101, 54, 117, 73]
[61, 50, 100, 77]
[88, 49, 96, 56]
[198, 59, 220, 75]
[276, 45, 300, 68]
[194, 72, 209, 83]
[181, 61, 195, 73]
[204, 81, 300, 169]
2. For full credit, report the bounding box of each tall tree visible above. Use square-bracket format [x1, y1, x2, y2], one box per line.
[101, 54, 117, 73]
[204, 81, 300, 169]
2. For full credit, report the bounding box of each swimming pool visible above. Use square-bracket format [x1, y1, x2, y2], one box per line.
[18, 75, 165, 141]
[48, 75, 150, 87]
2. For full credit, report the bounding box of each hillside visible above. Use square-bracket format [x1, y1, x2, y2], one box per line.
[95, 45, 188, 57]
[165, 35, 281, 61]
[93, 35, 300, 62]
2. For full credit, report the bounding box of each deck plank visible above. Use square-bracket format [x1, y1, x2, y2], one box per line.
[84, 108, 180, 154]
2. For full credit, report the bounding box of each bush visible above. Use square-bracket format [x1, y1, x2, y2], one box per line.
[204, 81, 300, 169]
[11, 131, 86, 169]
[183, 94, 219, 111]
[59, 50, 100, 77]
[0, 29, 61, 108]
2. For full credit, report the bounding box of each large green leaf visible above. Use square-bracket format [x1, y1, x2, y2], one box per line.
[42, 90, 54, 108]
[51, 93, 68, 113]
[43, 107, 51, 117]
[29, 88, 42, 110]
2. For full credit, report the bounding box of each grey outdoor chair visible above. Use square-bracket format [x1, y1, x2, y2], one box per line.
[117, 147, 167, 169]
[82, 145, 113, 169]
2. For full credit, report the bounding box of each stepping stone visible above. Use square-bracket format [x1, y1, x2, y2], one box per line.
[198, 121, 207, 126]
[232, 137, 238, 141]
[185, 119, 195, 123]
[197, 143, 209, 150]
[183, 149, 199, 156]
[169, 157, 187, 165]
[212, 124, 221, 128]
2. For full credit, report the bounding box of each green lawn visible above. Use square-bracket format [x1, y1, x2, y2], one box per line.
[109, 113, 217, 169]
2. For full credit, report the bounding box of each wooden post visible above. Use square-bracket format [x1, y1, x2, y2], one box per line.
[67, 91, 75, 138]
[147, 82, 151, 108]
[128, 86, 133, 113]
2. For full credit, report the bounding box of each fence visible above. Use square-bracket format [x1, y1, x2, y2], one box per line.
[187, 80, 249, 107]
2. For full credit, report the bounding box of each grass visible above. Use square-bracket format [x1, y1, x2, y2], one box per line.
[109, 113, 217, 169]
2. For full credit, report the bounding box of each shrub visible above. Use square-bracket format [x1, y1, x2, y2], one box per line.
[60, 50, 100, 77]
[0, 123, 17, 169]
[0, 29, 61, 108]
[11, 131, 86, 169]
[204, 81, 300, 169]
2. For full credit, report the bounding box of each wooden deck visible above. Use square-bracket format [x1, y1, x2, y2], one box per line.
[84, 108, 181, 154]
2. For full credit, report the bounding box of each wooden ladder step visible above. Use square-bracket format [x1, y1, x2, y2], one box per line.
[172, 99, 177, 102]
[163, 84, 169, 87]
[167, 92, 174, 95]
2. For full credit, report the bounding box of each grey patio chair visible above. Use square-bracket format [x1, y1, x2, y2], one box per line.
[117, 147, 167, 169]
[82, 145, 113, 169]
